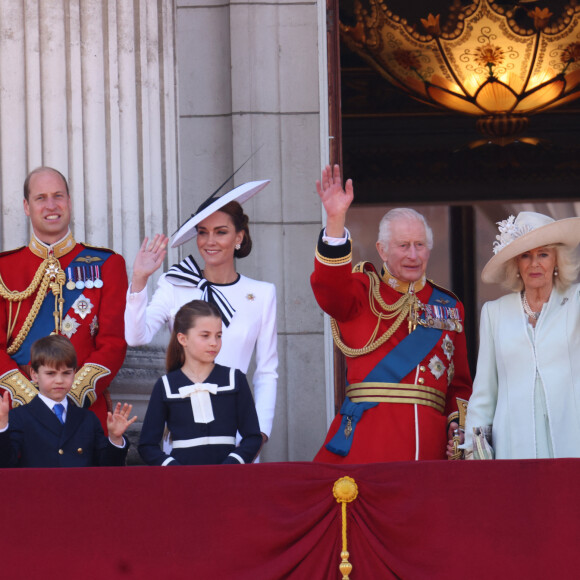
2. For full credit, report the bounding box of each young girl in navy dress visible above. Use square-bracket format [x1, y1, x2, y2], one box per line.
[138, 300, 262, 465]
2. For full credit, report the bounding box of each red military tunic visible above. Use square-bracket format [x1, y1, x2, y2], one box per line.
[0, 231, 128, 431]
[311, 232, 472, 463]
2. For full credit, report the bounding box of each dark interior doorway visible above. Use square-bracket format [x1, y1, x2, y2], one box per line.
[327, 0, 580, 410]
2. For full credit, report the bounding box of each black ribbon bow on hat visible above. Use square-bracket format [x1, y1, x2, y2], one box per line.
[171, 146, 263, 240]
[165, 256, 236, 327]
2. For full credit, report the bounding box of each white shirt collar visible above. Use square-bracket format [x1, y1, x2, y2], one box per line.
[37, 392, 69, 412]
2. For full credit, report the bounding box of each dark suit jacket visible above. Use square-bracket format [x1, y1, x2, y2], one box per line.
[0, 396, 128, 468]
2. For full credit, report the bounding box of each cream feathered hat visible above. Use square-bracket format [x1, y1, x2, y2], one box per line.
[481, 211, 580, 284]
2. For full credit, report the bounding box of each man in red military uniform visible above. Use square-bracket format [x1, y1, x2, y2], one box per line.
[312, 165, 472, 463]
[0, 167, 128, 431]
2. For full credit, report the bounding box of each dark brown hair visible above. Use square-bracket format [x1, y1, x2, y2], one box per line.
[23, 167, 70, 201]
[30, 335, 77, 372]
[166, 300, 222, 373]
[218, 201, 253, 258]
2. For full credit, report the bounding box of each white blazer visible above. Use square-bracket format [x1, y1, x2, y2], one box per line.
[464, 283, 580, 459]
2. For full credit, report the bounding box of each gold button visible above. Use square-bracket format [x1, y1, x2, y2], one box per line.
[77, 448, 83, 454]
[419, 366, 426, 372]
[58, 449, 64, 455]
[418, 378, 425, 385]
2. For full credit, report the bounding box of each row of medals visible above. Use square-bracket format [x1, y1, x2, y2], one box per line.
[65, 267, 103, 291]
[415, 302, 463, 333]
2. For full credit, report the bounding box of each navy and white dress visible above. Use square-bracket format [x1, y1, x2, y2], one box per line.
[125, 257, 278, 438]
[138, 364, 262, 465]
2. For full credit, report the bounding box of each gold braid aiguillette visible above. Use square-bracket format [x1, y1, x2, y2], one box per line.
[0, 256, 66, 355]
[331, 269, 419, 358]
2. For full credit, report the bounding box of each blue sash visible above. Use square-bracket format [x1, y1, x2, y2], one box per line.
[326, 286, 457, 456]
[11, 248, 112, 365]
[364, 287, 454, 383]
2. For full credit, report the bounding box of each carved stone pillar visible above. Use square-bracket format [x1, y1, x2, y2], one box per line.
[0, 0, 178, 263]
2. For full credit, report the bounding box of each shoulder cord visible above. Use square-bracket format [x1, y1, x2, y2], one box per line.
[0, 257, 65, 355]
[330, 270, 419, 358]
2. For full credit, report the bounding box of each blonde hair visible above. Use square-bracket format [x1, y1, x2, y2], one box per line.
[501, 244, 580, 293]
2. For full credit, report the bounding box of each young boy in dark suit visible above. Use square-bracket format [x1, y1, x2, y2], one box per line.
[0, 335, 137, 467]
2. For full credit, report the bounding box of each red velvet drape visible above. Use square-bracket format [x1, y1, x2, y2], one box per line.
[3, 460, 580, 579]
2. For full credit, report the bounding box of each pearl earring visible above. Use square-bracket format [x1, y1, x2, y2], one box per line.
[235, 243, 241, 250]
[554, 266, 559, 277]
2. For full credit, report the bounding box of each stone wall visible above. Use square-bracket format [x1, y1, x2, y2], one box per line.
[114, 0, 330, 462]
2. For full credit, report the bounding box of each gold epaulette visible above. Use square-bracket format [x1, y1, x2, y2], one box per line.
[68, 363, 111, 407]
[0, 370, 38, 406]
[352, 261, 376, 274]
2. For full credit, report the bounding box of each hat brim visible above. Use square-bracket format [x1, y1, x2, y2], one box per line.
[171, 180, 270, 248]
[481, 217, 580, 284]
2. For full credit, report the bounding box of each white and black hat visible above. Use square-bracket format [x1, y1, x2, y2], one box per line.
[171, 180, 270, 248]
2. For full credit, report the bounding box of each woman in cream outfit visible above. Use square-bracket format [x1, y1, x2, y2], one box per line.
[463, 211, 580, 459]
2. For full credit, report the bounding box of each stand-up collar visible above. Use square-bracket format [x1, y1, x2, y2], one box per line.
[380, 263, 426, 294]
[29, 230, 76, 259]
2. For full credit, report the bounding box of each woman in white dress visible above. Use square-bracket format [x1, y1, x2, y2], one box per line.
[459, 211, 580, 459]
[125, 184, 278, 451]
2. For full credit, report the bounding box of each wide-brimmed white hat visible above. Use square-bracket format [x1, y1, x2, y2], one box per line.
[481, 211, 580, 284]
[171, 180, 270, 248]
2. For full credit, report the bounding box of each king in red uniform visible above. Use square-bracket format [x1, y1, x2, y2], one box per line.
[312, 165, 472, 463]
[0, 167, 128, 431]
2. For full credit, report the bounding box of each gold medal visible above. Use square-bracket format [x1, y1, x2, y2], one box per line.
[66, 267, 76, 290]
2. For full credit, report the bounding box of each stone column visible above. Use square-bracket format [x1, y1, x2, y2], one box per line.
[0, 1, 179, 461]
[176, 0, 328, 461]
[0, 0, 178, 259]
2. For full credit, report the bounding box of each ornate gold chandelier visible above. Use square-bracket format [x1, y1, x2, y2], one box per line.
[341, 0, 580, 138]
